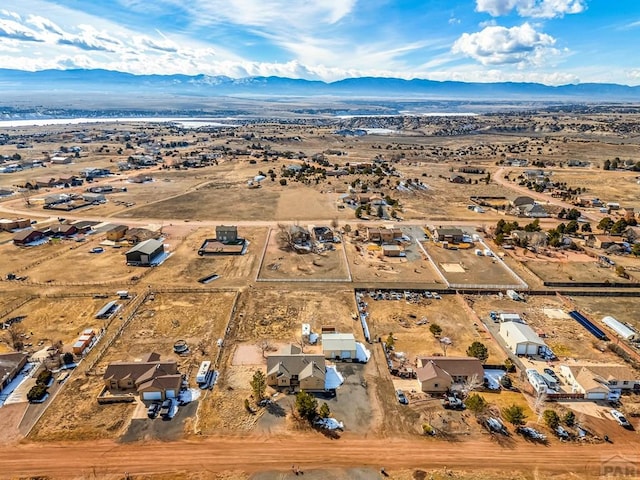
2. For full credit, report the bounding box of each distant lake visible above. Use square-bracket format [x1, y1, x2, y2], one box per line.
[0, 117, 240, 128]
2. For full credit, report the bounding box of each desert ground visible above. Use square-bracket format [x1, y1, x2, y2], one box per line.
[0, 112, 640, 479]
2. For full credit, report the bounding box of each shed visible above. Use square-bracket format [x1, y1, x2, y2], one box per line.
[321, 333, 357, 360]
[95, 301, 119, 319]
[499, 313, 522, 323]
[125, 239, 165, 266]
[382, 244, 403, 257]
[499, 321, 547, 356]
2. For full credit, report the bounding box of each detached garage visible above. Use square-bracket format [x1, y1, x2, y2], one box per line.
[322, 333, 357, 361]
[125, 238, 164, 266]
[499, 321, 547, 356]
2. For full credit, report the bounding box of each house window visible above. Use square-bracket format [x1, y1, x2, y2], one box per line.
[610, 381, 618, 385]
[434, 383, 438, 388]
[623, 381, 629, 385]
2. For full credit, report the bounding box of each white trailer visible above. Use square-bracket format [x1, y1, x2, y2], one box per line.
[196, 361, 211, 384]
[602, 316, 636, 341]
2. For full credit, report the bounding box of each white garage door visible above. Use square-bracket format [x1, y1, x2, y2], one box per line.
[142, 391, 162, 401]
[166, 390, 176, 398]
[515, 344, 527, 355]
[341, 351, 352, 359]
[587, 392, 606, 400]
[526, 344, 539, 356]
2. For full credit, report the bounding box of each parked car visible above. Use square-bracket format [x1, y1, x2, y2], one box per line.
[147, 402, 161, 419]
[159, 398, 174, 418]
[555, 425, 570, 439]
[543, 368, 559, 381]
[395, 389, 408, 405]
[611, 409, 631, 428]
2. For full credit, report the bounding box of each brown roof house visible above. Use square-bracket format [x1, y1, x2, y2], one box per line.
[416, 357, 484, 393]
[266, 345, 327, 392]
[102, 352, 181, 401]
[13, 228, 46, 246]
[105, 224, 128, 242]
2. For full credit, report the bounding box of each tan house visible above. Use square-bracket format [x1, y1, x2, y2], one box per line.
[105, 224, 128, 241]
[0, 218, 30, 232]
[560, 363, 640, 400]
[102, 352, 181, 401]
[266, 345, 326, 391]
[367, 227, 402, 244]
[586, 234, 625, 249]
[416, 357, 484, 393]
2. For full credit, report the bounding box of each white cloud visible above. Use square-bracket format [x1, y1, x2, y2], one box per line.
[476, 0, 585, 18]
[452, 23, 559, 66]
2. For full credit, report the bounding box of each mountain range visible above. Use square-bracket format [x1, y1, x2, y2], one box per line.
[2, 69, 640, 102]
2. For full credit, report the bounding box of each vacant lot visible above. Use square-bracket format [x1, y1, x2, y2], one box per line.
[230, 287, 357, 343]
[550, 169, 640, 209]
[424, 241, 523, 287]
[101, 292, 235, 367]
[2, 296, 109, 353]
[522, 253, 635, 284]
[365, 296, 505, 364]
[144, 226, 266, 287]
[24, 239, 139, 284]
[258, 228, 349, 281]
[467, 294, 622, 362]
[0, 238, 71, 275]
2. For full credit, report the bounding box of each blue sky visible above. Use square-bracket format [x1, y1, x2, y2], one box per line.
[0, 0, 639, 85]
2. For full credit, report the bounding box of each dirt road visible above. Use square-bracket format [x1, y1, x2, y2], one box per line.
[0, 434, 638, 478]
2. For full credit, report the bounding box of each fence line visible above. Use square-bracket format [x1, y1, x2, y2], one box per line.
[84, 290, 151, 373]
[0, 295, 37, 320]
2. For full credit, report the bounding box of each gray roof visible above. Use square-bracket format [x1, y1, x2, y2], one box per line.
[126, 238, 164, 255]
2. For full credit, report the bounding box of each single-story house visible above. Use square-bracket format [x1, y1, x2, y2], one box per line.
[520, 203, 550, 218]
[450, 174, 467, 184]
[313, 226, 334, 243]
[459, 166, 486, 174]
[0, 352, 29, 391]
[124, 227, 158, 244]
[511, 230, 548, 246]
[585, 235, 625, 250]
[432, 227, 464, 243]
[47, 223, 78, 237]
[82, 192, 106, 203]
[102, 352, 181, 401]
[499, 321, 547, 356]
[322, 333, 357, 360]
[13, 228, 45, 246]
[512, 196, 535, 208]
[560, 363, 640, 400]
[125, 238, 165, 266]
[266, 345, 328, 391]
[416, 357, 484, 393]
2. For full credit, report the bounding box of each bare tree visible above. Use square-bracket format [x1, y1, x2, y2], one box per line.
[439, 336, 452, 356]
[296, 335, 306, 353]
[5, 323, 26, 351]
[534, 391, 548, 422]
[460, 373, 484, 397]
[258, 339, 274, 358]
[276, 223, 295, 251]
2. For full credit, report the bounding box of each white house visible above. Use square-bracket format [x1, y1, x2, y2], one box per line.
[560, 363, 639, 401]
[321, 333, 357, 360]
[499, 321, 547, 356]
